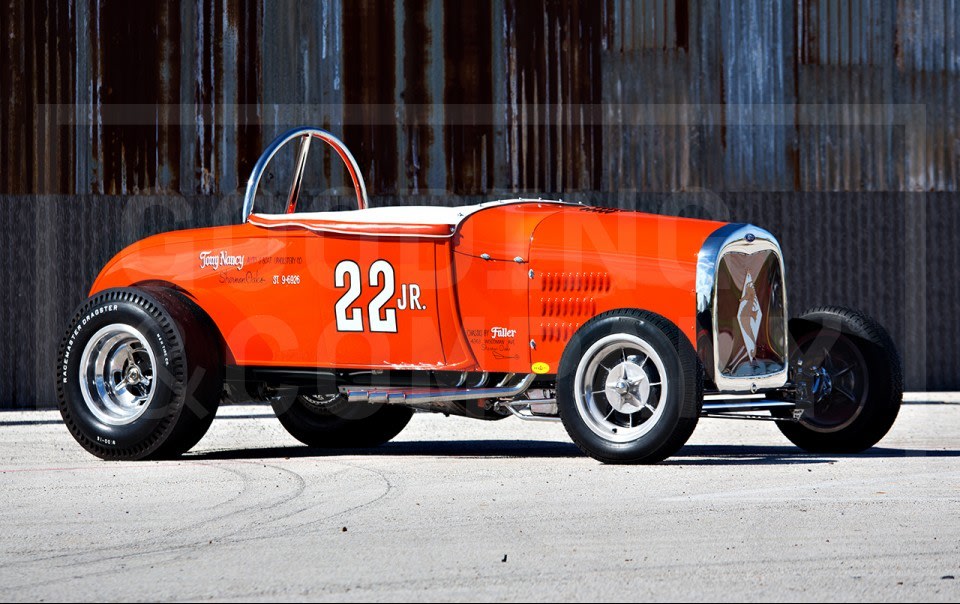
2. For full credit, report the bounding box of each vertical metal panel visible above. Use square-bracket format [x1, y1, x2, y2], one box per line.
[69, 0, 261, 196]
[606, 0, 682, 51]
[179, 0, 198, 196]
[504, 0, 602, 193]
[719, 0, 797, 190]
[491, 0, 511, 193]
[392, 0, 446, 195]
[894, 0, 960, 192]
[91, 1, 173, 194]
[795, 0, 959, 191]
[443, 2, 491, 194]
[0, 0, 75, 194]
[196, 0, 260, 195]
[798, 0, 899, 191]
[599, 0, 713, 196]
[74, 0, 93, 194]
[1, 1, 957, 196]
[342, 0, 398, 195]
[233, 0, 262, 188]
[260, 0, 341, 207]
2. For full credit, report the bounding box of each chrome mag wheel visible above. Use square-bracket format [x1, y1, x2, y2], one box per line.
[573, 333, 669, 443]
[78, 324, 157, 426]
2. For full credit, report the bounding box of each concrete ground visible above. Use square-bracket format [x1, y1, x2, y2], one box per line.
[0, 400, 957, 602]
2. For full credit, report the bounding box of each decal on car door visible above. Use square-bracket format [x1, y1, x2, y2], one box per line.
[333, 259, 425, 333]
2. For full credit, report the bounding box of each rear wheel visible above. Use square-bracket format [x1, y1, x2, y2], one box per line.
[777, 306, 902, 453]
[272, 394, 413, 448]
[57, 288, 222, 460]
[557, 309, 703, 464]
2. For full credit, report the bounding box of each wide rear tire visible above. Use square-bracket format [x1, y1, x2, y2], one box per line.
[272, 394, 413, 448]
[57, 287, 222, 460]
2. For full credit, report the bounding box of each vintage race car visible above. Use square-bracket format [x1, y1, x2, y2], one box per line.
[57, 127, 903, 463]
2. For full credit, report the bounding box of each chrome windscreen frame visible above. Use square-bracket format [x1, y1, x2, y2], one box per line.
[696, 223, 789, 393]
[241, 126, 369, 223]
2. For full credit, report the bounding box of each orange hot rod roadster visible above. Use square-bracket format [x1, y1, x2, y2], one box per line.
[57, 128, 902, 463]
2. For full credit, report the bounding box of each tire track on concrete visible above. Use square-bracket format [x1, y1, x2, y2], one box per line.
[0, 460, 250, 568]
[0, 460, 309, 594]
[0, 458, 401, 596]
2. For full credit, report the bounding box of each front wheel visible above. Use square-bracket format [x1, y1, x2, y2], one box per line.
[777, 306, 902, 453]
[272, 394, 413, 448]
[557, 309, 703, 464]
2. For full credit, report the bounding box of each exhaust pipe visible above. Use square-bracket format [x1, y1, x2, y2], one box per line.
[341, 374, 536, 405]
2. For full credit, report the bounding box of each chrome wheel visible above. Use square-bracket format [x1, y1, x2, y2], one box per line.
[573, 333, 669, 443]
[78, 324, 156, 426]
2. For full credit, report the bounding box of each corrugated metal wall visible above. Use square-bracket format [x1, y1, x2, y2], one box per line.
[1, 0, 75, 194]
[1, 0, 959, 406]
[4, 0, 958, 195]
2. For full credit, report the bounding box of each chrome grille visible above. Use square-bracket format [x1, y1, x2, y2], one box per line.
[696, 224, 789, 392]
[714, 249, 787, 380]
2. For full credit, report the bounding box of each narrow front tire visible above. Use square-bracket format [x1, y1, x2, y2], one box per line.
[557, 309, 703, 464]
[777, 306, 902, 453]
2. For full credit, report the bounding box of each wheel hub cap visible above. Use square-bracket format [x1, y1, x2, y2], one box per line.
[604, 359, 651, 414]
[573, 335, 669, 443]
[78, 324, 157, 426]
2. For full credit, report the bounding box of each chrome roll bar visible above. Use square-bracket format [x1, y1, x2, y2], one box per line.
[241, 127, 369, 222]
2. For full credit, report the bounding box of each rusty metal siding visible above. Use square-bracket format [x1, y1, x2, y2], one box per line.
[3, 1, 958, 196]
[800, 0, 889, 66]
[504, 0, 603, 194]
[0, 0, 75, 195]
[180, 0, 261, 195]
[895, 0, 960, 192]
[44, 0, 263, 196]
[794, 0, 959, 191]
[3, 1, 960, 407]
[259, 0, 343, 207]
[719, 0, 797, 191]
[599, 1, 722, 195]
[342, 0, 398, 195]
[605, 0, 687, 51]
[442, 2, 492, 195]
[90, 2, 173, 195]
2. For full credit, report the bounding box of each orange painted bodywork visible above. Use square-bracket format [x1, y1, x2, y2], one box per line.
[90, 202, 726, 373]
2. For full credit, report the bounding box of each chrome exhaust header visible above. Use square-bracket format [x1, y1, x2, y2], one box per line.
[340, 374, 536, 405]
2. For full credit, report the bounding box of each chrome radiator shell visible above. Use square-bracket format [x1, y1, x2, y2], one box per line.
[696, 224, 789, 392]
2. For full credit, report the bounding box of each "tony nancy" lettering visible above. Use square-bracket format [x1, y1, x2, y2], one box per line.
[199, 250, 245, 271]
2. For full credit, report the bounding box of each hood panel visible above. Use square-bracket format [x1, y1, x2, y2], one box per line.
[528, 207, 726, 361]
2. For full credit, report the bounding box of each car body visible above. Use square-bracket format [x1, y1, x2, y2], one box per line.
[57, 128, 902, 463]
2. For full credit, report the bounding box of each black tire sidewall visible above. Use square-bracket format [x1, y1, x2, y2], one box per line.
[557, 311, 696, 462]
[273, 396, 413, 448]
[58, 290, 186, 458]
[778, 307, 902, 453]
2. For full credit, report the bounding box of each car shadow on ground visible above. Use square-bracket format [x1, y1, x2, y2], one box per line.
[184, 442, 960, 465]
[660, 445, 960, 466]
[187, 440, 583, 460]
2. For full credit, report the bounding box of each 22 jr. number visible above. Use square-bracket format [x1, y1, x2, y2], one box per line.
[334, 260, 398, 333]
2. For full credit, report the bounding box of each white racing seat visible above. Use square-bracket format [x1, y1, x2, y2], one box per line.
[248, 199, 568, 238]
